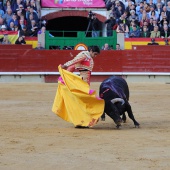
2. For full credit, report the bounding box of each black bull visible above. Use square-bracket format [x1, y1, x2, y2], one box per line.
[99, 76, 140, 128]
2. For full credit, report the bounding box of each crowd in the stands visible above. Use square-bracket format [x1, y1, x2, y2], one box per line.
[103, 0, 170, 39]
[0, 0, 42, 37]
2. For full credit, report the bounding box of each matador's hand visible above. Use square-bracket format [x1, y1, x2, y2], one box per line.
[61, 65, 68, 69]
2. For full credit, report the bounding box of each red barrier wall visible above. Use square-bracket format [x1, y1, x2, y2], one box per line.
[0, 45, 170, 82]
[0, 46, 170, 72]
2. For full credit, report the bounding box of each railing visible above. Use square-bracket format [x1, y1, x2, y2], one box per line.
[45, 30, 117, 50]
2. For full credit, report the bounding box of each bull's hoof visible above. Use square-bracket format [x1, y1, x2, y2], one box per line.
[101, 117, 105, 121]
[116, 124, 121, 129]
[134, 122, 140, 128]
[135, 124, 140, 128]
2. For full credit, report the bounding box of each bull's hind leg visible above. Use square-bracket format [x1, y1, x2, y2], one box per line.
[122, 113, 126, 123]
[126, 104, 140, 127]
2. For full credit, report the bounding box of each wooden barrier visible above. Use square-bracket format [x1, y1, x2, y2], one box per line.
[0, 45, 170, 82]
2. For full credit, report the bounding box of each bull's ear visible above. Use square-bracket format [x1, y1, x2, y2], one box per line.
[111, 98, 125, 105]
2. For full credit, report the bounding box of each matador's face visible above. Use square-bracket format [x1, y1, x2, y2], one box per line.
[90, 51, 99, 58]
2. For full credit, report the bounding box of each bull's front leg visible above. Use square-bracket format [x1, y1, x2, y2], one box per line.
[126, 103, 140, 127]
[101, 112, 105, 121]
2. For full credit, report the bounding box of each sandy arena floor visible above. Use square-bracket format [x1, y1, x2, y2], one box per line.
[0, 82, 170, 170]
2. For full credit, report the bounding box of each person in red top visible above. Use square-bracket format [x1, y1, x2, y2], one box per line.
[62, 46, 100, 85]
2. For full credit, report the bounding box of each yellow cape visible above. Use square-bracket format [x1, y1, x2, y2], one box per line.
[52, 65, 105, 127]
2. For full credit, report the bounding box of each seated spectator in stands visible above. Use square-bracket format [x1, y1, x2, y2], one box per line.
[160, 25, 170, 39]
[1, 34, 11, 44]
[3, 0, 14, 12]
[115, 43, 121, 50]
[104, 14, 116, 36]
[102, 43, 110, 50]
[27, 19, 39, 36]
[12, 0, 25, 13]
[25, 0, 31, 8]
[8, 21, 15, 31]
[0, 24, 8, 33]
[0, 7, 4, 17]
[148, 5, 159, 20]
[129, 20, 139, 31]
[8, 13, 19, 28]
[3, 8, 13, 26]
[17, 4, 26, 18]
[128, 10, 139, 23]
[34, 42, 45, 50]
[18, 19, 25, 30]
[19, 25, 30, 37]
[150, 25, 161, 38]
[116, 20, 129, 38]
[136, 2, 144, 16]
[30, 0, 38, 12]
[15, 36, 26, 45]
[167, 2, 170, 12]
[38, 26, 46, 34]
[117, 12, 130, 28]
[140, 26, 150, 37]
[148, 18, 160, 32]
[162, 6, 170, 19]
[155, 3, 163, 16]
[129, 25, 140, 38]
[159, 15, 169, 28]
[144, 3, 150, 13]
[27, 6, 39, 23]
[115, 5, 124, 22]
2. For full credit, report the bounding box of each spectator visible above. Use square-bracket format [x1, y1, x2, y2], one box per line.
[19, 25, 30, 37]
[115, 5, 125, 22]
[27, 6, 39, 23]
[30, 0, 37, 12]
[116, 43, 121, 50]
[8, 13, 19, 28]
[167, 2, 170, 12]
[90, 13, 100, 37]
[1, 34, 11, 44]
[148, 18, 159, 31]
[15, 36, 26, 44]
[34, 42, 45, 50]
[102, 43, 110, 50]
[160, 15, 169, 28]
[140, 13, 150, 28]
[128, 10, 139, 23]
[136, 2, 144, 16]
[8, 21, 16, 31]
[117, 13, 130, 27]
[162, 6, 170, 19]
[116, 20, 129, 38]
[140, 26, 150, 37]
[104, 14, 116, 36]
[27, 19, 39, 36]
[18, 19, 25, 30]
[144, 3, 150, 13]
[129, 25, 140, 37]
[3, 8, 13, 26]
[155, 3, 163, 16]
[0, 24, 8, 32]
[3, 0, 13, 12]
[129, 20, 139, 31]
[160, 25, 170, 39]
[149, 9, 158, 21]
[35, 0, 41, 18]
[0, 6, 4, 17]
[150, 25, 161, 38]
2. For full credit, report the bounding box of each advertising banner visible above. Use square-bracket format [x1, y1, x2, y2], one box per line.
[41, 0, 105, 8]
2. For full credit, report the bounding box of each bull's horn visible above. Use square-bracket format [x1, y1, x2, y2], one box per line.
[111, 98, 125, 105]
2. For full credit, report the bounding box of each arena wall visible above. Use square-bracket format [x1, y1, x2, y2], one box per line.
[0, 45, 170, 83]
